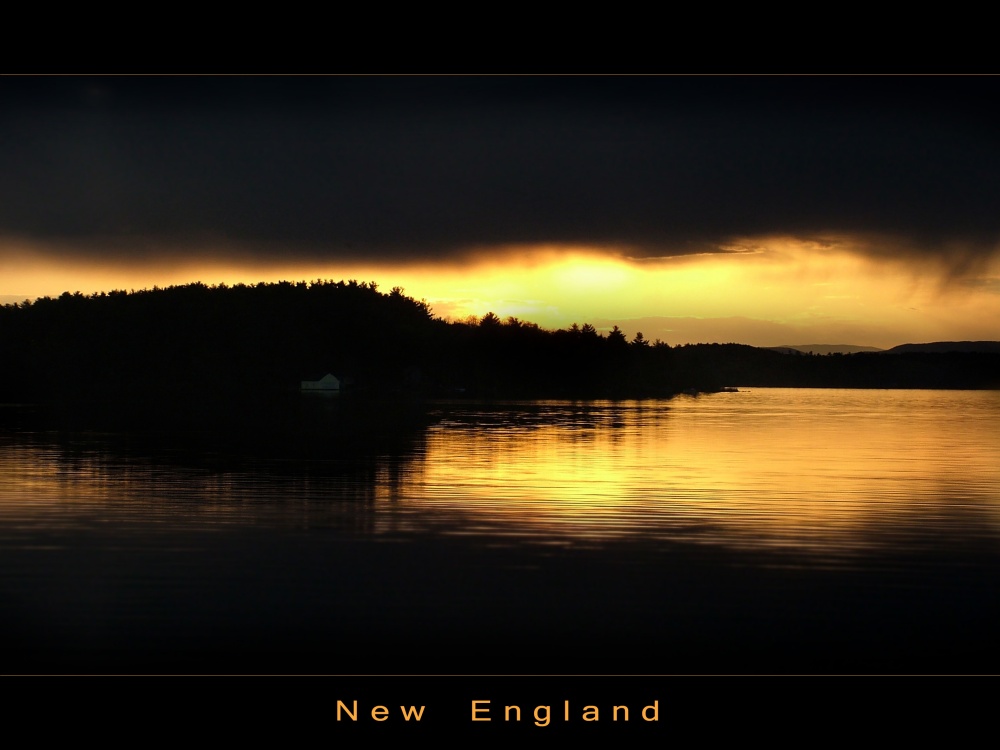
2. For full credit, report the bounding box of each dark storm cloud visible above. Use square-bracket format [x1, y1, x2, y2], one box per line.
[2, 75, 999, 264]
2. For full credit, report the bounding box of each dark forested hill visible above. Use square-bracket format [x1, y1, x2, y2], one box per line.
[2, 281, 999, 403]
[0, 280, 438, 400]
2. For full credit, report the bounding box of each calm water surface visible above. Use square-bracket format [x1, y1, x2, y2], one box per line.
[2, 388, 999, 673]
[417, 389, 1000, 553]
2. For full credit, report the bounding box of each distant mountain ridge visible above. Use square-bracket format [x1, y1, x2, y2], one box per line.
[885, 341, 1000, 354]
[769, 344, 886, 355]
[769, 342, 1000, 355]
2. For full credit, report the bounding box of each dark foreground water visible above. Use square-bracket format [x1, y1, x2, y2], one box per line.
[2, 388, 999, 674]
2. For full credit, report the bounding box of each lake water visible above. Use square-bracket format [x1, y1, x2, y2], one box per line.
[2, 388, 999, 674]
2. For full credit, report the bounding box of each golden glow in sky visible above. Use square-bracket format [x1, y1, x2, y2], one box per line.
[2, 235, 999, 349]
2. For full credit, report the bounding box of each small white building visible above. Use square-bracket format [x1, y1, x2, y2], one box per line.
[300, 373, 341, 391]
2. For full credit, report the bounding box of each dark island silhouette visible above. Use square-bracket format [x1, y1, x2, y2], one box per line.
[2, 278, 999, 404]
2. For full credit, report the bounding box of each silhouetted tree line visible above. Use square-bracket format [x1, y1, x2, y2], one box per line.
[1, 280, 998, 403]
[0, 280, 436, 401]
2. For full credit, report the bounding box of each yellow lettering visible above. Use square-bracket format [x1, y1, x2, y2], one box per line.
[613, 705, 629, 721]
[336, 700, 357, 722]
[371, 706, 388, 721]
[534, 705, 551, 727]
[643, 701, 659, 722]
[471, 700, 491, 721]
[583, 705, 599, 721]
[400, 705, 425, 721]
[505, 705, 521, 722]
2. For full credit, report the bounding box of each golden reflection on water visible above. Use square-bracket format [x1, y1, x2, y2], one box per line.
[0, 440, 364, 535]
[409, 390, 1000, 552]
[1, 389, 999, 556]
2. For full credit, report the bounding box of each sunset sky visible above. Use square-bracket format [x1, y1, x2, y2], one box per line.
[2, 75, 998, 348]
